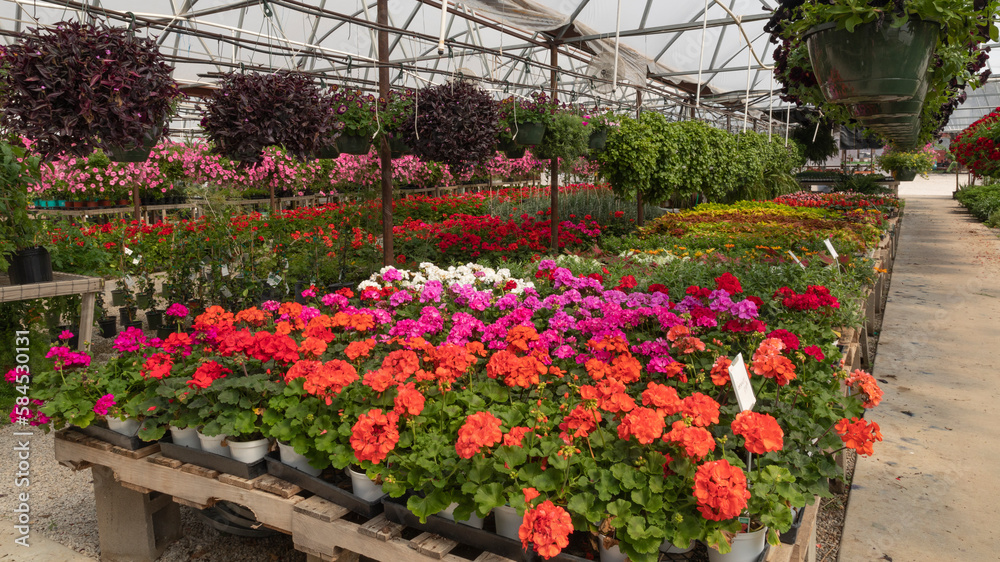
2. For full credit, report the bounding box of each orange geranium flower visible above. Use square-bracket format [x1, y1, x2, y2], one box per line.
[751, 338, 797, 386]
[664, 420, 716, 460]
[558, 404, 598, 443]
[505, 325, 540, 353]
[692, 459, 751, 521]
[584, 357, 611, 381]
[666, 325, 691, 342]
[673, 336, 707, 355]
[642, 382, 683, 417]
[425, 342, 478, 386]
[503, 426, 532, 447]
[455, 411, 503, 459]
[140, 353, 174, 379]
[681, 393, 721, 427]
[588, 335, 630, 354]
[302, 318, 336, 342]
[710, 355, 732, 386]
[731, 411, 784, 454]
[161, 332, 193, 355]
[363, 368, 395, 393]
[193, 306, 234, 331]
[345, 339, 377, 361]
[835, 417, 883, 456]
[393, 382, 425, 417]
[617, 407, 666, 445]
[350, 409, 400, 464]
[609, 354, 642, 383]
[234, 306, 270, 327]
[380, 349, 420, 383]
[486, 349, 547, 389]
[845, 369, 883, 408]
[519, 500, 573, 560]
[589, 378, 636, 413]
[299, 336, 328, 358]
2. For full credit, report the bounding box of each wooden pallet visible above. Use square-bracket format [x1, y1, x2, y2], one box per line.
[53, 430, 815, 562]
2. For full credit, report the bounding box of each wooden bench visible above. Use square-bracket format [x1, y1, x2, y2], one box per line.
[0, 272, 103, 351]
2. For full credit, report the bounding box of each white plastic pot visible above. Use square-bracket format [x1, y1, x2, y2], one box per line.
[197, 430, 231, 458]
[169, 425, 201, 449]
[346, 467, 386, 502]
[597, 535, 627, 562]
[106, 415, 139, 436]
[493, 504, 523, 539]
[278, 441, 322, 477]
[438, 502, 485, 529]
[707, 527, 767, 562]
[228, 438, 270, 464]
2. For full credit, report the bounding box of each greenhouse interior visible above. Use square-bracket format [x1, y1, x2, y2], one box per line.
[1, 1, 999, 561]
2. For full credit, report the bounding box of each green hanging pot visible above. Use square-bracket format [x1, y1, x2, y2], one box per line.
[512, 121, 546, 146]
[314, 143, 340, 159]
[107, 125, 162, 163]
[588, 129, 608, 151]
[336, 134, 372, 156]
[805, 19, 939, 104]
[851, 78, 929, 120]
[504, 145, 527, 159]
[895, 169, 918, 182]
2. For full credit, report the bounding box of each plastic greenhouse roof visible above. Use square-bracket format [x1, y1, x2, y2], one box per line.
[0, 0, 995, 137]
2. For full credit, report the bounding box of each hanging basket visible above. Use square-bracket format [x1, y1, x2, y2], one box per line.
[336, 134, 373, 156]
[895, 169, 918, 182]
[314, 143, 340, 159]
[805, 19, 939, 105]
[588, 129, 608, 151]
[512, 121, 546, 146]
[851, 78, 929, 120]
[107, 126, 162, 163]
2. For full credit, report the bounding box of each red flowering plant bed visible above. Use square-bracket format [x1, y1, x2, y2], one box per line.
[772, 191, 903, 217]
[22, 262, 883, 561]
[950, 107, 1000, 180]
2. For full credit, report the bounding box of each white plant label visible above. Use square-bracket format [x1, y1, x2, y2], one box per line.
[788, 250, 805, 269]
[729, 353, 756, 412]
[123, 247, 133, 256]
[220, 265, 229, 277]
[131, 257, 140, 265]
[267, 274, 282, 287]
[824, 238, 839, 261]
[220, 286, 232, 298]
[124, 275, 136, 290]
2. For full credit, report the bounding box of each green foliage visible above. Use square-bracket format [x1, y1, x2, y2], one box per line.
[834, 174, 891, 195]
[790, 117, 838, 164]
[876, 147, 936, 176]
[955, 183, 1000, 227]
[596, 114, 659, 199]
[0, 140, 43, 269]
[535, 112, 589, 162]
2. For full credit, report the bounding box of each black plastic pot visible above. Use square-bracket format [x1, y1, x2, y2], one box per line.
[146, 310, 164, 330]
[136, 293, 152, 310]
[111, 289, 127, 307]
[156, 326, 175, 340]
[511, 121, 546, 146]
[7, 246, 53, 285]
[588, 129, 608, 151]
[98, 317, 118, 338]
[315, 144, 340, 159]
[127, 320, 143, 331]
[119, 307, 138, 327]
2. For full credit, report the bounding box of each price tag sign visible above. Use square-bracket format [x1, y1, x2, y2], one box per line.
[824, 238, 839, 262]
[131, 257, 140, 265]
[221, 265, 229, 277]
[787, 250, 805, 269]
[220, 286, 232, 298]
[728, 353, 756, 412]
[266, 274, 282, 287]
[123, 247, 133, 256]
[124, 275, 137, 290]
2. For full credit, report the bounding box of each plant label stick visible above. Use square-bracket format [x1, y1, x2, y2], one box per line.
[729, 353, 756, 412]
[788, 250, 805, 269]
[823, 238, 839, 261]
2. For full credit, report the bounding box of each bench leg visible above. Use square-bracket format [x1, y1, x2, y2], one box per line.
[79, 292, 96, 351]
[92, 465, 182, 562]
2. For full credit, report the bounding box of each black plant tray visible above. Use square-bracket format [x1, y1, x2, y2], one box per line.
[264, 453, 383, 518]
[779, 504, 806, 544]
[159, 440, 266, 479]
[76, 423, 157, 451]
[381, 497, 591, 562]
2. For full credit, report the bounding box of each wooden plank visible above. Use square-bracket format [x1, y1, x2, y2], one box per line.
[294, 496, 350, 523]
[54, 435, 302, 531]
[83, 437, 114, 452]
[109, 442, 161, 460]
[474, 553, 512, 562]
[218, 473, 260, 490]
[172, 497, 213, 510]
[764, 543, 793, 562]
[91, 465, 182, 562]
[254, 473, 303, 499]
[789, 497, 821, 562]
[79, 291, 96, 350]
[147, 453, 183, 469]
[179, 463, 220, 480]
[359, 514, 404, 541]
[291, 507, 476, 562]
[412, 532, 459, 559]
[120, 481, 154, 495]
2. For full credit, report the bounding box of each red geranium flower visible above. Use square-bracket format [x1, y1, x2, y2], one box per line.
[350, 408, 400, 464]
[519, 500, 573, 559]
[455, 411, 503, 459]
[692, 459, 751, 521]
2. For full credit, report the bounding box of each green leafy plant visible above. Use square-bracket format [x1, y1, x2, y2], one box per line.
[0, 139, 43, 270]
[876, 145, 936, 177]
[534, 112, 588, 162]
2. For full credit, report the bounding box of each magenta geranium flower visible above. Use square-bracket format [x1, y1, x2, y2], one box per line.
[58, 330, 74, 340]
[93, 394, 116, 416]
[165, 303, 189, 318]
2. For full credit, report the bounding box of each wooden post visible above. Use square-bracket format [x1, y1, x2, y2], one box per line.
[549, 44, 559, 254]
[378, 0, 393, 266]
[91, 465, 182, 561]
[79, 291, 96, 351]
[132, 184, 141, 223]
[269, 182, 276, 213]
